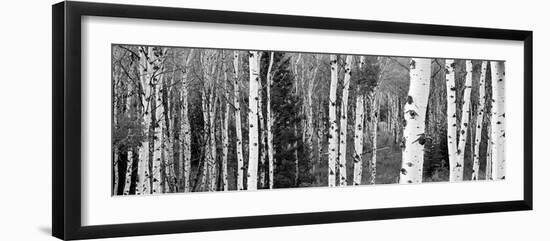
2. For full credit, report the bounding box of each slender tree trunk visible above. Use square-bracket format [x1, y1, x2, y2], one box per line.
[179, 49, 194, 192]
[137, 46, 153, 194]
[152, 72, 164, 194]
[232, 51, 245, 191]
[208, 92, 218, 191]
[123, 148, 133, 194]
[208, 66, 219, 192]
[490, 61, 505, 180]
[353, 95, 364, 185]
[166, 74, 176, 192]
[199, 50, 219, 192]
[445, 59, 459, 182]
[337, 55, 353, 186]
[352, 56, 366, 186]
[160, 72, 172, 193]
[221, 62, 230, 191]
[247, 51, 261, 190]
[258, 71, 267, 188]
[200, 93, 209, 191]
[160, 124, 167, 193]
[472, 61, 488, 180]
[316, 102, 325, 183]
[200, 53, 210, 192]
[369, 96, 379, 185]
[266, 52, 275, 189]
[112, 65, 119, 195]
[486, 123, 493, 180]
[327, 55, 339, 187]
[180, 49, 193, 192]
[399, 58, 431, 184]
[452, 60, 474, 182]
[137, 51, 148, 193]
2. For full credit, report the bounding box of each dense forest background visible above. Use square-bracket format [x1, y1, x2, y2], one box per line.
[111, 45, 505, 195]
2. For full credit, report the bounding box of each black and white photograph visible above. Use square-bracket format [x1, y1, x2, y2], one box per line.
[111, 45, 506, 195]
[0, 0, 542, 240]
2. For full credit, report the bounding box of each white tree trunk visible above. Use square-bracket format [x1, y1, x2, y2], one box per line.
[233, 51, 245, 191]
[180, 50, 194, 192]
[112, 66, 119, 195]
[247, 51, 261, 190]
[221, 62, 230, 191]
[337, 55, 353, 186]
[137, 46, 152, 194]
[353, 56, 366, 185]
[472, 61, 488, 180]
[453, 60, 474, 182]
[200, 52, 212, 191]
[258, 69, 267, 188]
[369, 96, 379, 185]
[200, 84, 209, 191]
[123, 149, 132, 194]
[160, 125, 167, 193]
[399, 58, 431, 184]
[266, 52, 275, 189]
[486, 123, 493, 180]
[208, 93, 218, 191]
[152, 72, 164, 194]
[445, 59, 459, 182]
[327, 55, 339, 187]
[490, 61, 506, 180]
[352, 95, 364, 185]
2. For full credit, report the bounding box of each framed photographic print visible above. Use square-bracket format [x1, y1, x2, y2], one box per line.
[52, 1, 533, 240]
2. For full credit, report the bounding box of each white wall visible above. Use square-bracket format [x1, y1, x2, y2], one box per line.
[0, 0, 546, 240]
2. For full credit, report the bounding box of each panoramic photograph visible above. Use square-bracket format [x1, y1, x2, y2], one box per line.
[111, 44, 506, 196]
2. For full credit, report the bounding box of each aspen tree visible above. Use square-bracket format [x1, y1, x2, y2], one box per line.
[152, 68, 164, 194]
[207, 53, 219, 192]
[352, 95, 365, 185]
[137, 46, 150, 194]
[258, 65, 267, 188]
[221, 61, 230, 191]
[266, 52, 275, 189]
[353, 56, 366, 185]
[338, 55, 353, 186]
[445, 60, 459, 182]
[233, 51, 245, 191]
[399, 58, 431, 184]
[447, 60, 473, 182]
[490, 61, 505, 180]
[327, 55, 339, 187]
[486, 123, 493, 180]
[368, 97, 379, 184]
[112, 63, 120, 195]
[247, 51, 261, 190]
[199, 50, 218, 191]
[454, 60, 474, 181]
[472, 61, 487, 180]
[180, 50, 194, 192]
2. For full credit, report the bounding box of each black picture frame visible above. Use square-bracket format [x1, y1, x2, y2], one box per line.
[52, 1, 533, 240]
